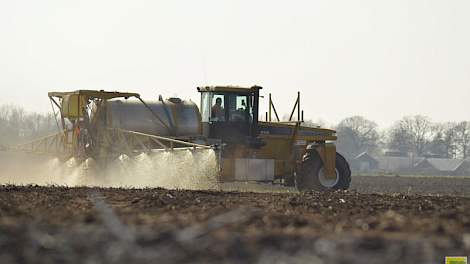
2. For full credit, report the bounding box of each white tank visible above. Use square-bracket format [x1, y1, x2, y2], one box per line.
[94, 97, 201, 137]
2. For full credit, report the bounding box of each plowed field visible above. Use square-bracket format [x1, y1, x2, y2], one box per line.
[0, 176, 469, 264]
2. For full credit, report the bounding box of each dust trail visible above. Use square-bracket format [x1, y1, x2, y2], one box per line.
[0, 149, 219, 190]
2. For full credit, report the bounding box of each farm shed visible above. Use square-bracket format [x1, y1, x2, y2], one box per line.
[352, 152, 379, 171]
[414, 158, 470, 176]
[376, 156, 424, 173]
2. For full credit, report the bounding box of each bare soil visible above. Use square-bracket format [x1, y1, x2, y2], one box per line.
[0, 176, 469, 264]
[351, 175, 470, 196]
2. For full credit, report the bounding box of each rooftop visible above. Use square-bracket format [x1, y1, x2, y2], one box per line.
[197, 85, 262, 93]
[48, 90, 140, 100]
[417, 158, 467, 172]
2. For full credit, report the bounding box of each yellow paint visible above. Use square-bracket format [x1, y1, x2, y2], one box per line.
[445, 256, 467, 264]
[61, 94, 86, 118]
[259, 121, 336, 134]
[315, 143, 336, 179]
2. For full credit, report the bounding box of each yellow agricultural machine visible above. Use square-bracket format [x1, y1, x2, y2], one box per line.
[13, 86, 350, 191]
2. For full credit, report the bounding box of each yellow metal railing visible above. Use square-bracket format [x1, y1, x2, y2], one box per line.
[11, 131, 69, 156]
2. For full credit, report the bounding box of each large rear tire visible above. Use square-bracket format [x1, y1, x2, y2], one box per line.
[296, 151, 351, 191]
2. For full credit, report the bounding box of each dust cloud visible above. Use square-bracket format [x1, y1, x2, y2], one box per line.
[0, 149, 219, 190]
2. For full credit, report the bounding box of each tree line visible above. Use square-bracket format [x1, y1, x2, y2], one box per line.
[0, 104, 57, 147]
[0, 104, 468, 161]
[335, 115, 470, 161]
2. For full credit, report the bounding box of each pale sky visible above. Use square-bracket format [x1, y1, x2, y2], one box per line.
[1, 0, 469, 127]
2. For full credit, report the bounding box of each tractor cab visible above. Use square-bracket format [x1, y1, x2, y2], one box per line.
[197, 86, 261, 145]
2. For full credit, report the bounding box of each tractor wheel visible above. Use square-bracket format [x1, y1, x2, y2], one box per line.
[296, 150, 351, 191]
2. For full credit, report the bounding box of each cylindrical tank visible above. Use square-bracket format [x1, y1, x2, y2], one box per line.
[93, 97, 201, 137]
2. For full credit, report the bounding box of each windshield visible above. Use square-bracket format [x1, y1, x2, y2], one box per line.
[200, 92, 253, 122]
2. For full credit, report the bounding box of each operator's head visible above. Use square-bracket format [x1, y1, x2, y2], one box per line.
[216, 98, 222, 106]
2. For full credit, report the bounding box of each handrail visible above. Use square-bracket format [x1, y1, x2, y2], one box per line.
[12, 131, 66, 149]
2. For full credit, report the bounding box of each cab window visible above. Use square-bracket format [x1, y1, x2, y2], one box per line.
[210, 94, 225, 121]
[229, 95, 252, 122]
[201, 92, 253, 123]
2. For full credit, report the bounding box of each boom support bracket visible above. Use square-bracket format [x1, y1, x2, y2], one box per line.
[314, 143, 337, 180]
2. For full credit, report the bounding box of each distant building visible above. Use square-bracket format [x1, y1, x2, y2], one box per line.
[351, 151, 470, 176]
[414, 158, 470, 176]
[375, 156, 424, 173]
[422, 152, 445, 159]
[383, 150, 409, 157]
[351, 152, 379, 171]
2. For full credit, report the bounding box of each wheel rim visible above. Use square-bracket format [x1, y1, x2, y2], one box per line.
[318, 168, 339, 188]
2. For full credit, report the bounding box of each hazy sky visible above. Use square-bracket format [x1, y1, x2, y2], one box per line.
[1, 0, 469, 127]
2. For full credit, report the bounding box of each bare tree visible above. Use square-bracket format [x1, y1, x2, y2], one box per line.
[455, 121, 470, 159]
[0, 104, 56, 146]
[388, 124, 413, 153]
[443, 123, 458, 158]
[335, 116, 379, 160]
[428, 122, 457, 158]
[388, 115, 432, 156]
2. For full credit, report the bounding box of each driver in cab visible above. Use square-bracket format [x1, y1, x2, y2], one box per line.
[211, 97, 225, 121]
